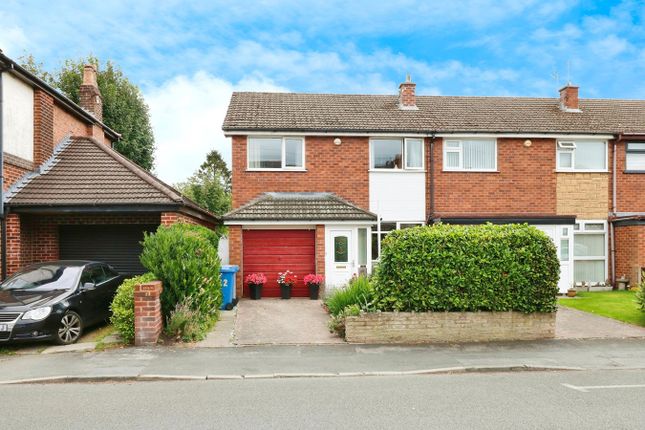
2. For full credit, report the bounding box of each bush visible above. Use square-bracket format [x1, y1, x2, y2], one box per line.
[110, 273, 156, 344]
[637, 280, 645, 312]
[328, 304, 361, 338]
[324, 275, 373, 317]
[373, 223, 559, 313]
[165, 296, 215, 342]
[140, 223, 222, 320]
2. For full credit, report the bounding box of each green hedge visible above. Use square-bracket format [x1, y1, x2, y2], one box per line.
[110, 273, 157, 344]
[373, 224, 559, 313]
[140, 223, 222, 319]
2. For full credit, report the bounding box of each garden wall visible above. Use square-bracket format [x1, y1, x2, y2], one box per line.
[345, 311, 556, 344]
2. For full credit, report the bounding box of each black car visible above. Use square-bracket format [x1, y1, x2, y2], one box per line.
[0, 261, 124, 345]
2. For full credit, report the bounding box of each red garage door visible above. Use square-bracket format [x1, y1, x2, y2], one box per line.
[243, 229, 315, 297]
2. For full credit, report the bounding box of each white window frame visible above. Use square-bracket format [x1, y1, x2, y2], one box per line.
[247, 136, 305, 171]
[371, 221, 424, 262]
[442, 139, 497, 172]
[573, 220, 608, 285]
[556, 140, 608, 172]
[625, 142, 645, 172]
[369, 137, 425, 171]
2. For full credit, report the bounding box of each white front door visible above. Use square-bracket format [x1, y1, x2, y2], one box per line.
[327, 229, 354, 287]
[536, 225, 573, 293]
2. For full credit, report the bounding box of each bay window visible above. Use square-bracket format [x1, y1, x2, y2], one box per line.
[443, 139, 496, 171]
[371, 138, 424, 170]
[557, 140, 607, 171]
[573, 221, 607, 284]
[248, 137, 305, 170]
[626, 142, 645, 171]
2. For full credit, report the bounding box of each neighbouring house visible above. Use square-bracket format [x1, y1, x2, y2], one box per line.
[222, 78, 645, 298]
[0, 51, 218, 278]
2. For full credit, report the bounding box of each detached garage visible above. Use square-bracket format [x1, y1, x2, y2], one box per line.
[3, 137, 218, 277]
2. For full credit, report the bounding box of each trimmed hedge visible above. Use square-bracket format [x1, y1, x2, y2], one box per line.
[110, 272, 157, 344]
[140, 223, 222, 319]
[373, 224, 559, 313]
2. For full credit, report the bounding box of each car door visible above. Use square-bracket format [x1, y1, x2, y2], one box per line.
[78, 265, 107, 326]
[97, 264, 122, 318]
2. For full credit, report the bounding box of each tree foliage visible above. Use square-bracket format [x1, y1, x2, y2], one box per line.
[20, 54, 155, 170]
[175, 150, 231, 216]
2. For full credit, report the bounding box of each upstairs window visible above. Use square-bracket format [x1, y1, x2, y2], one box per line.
[557, 140, 607, 171]
[248, 137, 304, 170]
[626, 142, 645, 171]
[443, 139, 496, 171]
[371, 138, 424, 170]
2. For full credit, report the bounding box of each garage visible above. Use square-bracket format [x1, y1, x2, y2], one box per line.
[59, 224, 158, 275]
[243, 229, 315, 297]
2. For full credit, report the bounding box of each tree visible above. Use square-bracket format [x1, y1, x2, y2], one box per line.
[20, 54, 155, 170]
[176, 150, 231, 216]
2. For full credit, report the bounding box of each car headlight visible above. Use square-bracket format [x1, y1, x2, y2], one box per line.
[22, 307, 52, 321]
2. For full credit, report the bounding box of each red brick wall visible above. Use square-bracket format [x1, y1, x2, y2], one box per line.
[231, 135, 369, 209]
[431, 137, 558, 218]
[134, 281, 163, 346]
[52, 104, 88, 145]
[33, 89, 55, 166]
[160, 211, 217, 229]
[615, 141, 645, 213]
[228, 225, 243, 297]
[3, 156, 32, 191]
[615, 225, 645, 286]
[315, 225, 325, 277]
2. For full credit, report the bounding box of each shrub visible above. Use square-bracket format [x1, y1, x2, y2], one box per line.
[637, 280, 645, 312]
[140, 223, 222, 319]
[110, 273, 156, 344]
[325, 275, 373, 317]
[373, 223, 559, 313]
[165, 296, 215, 342]
[328, 304, 361, 337]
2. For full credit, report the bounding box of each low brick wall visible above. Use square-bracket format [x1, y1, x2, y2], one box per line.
[134, 281, 163, 346]
[345, 311, 556, 344]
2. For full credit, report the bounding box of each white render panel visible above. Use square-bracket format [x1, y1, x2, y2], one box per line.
[369, 171, 425, 221]
[2, 73, 34, 161]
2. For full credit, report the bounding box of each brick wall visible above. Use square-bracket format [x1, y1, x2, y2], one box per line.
[231, 135, 369, 209]
[615, 141, 645, 213]
[160, 211, 216, 229]
[134, 281, 163, 346]
[431, 138, 558, 218]
[33, 89, 55, 166]
[315, 224, 325, 277]
[228, 225, 243, 297]
[345, 311, 556, 343]
[3, 155, 32, 191]
[615, 225, 645, 285]
[53, 104, 88, 145]
[556, 173, 609, 219]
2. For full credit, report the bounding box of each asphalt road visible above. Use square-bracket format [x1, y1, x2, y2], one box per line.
[1, 369, 644, 429]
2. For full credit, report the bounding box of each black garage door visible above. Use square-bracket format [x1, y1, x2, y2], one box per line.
[59, 224, 158, 275]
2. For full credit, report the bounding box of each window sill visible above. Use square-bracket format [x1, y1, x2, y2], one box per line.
[555, 170, 609, 173]
[368, 169, 426, 173]
[246, 168, 308, 172]
[441, 169, 499, 173]
[623, 170, 645, 174]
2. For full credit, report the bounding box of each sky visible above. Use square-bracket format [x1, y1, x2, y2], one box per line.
[1, 0, 644, 183]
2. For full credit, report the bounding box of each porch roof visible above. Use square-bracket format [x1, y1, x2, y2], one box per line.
[223, 192, 377, 223]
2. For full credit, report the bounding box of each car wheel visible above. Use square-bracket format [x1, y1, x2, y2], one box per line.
[55, 311, 83, 345]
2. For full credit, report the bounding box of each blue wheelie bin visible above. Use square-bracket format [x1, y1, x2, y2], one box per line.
[220, 265, 239, 310]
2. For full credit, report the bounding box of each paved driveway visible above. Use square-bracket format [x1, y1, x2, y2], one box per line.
[555, 306, 645, 339]
[234, 299, 344, 345]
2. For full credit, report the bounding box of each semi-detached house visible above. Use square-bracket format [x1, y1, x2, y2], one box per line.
[223, 78, 645, 298]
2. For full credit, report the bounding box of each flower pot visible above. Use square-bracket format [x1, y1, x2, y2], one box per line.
[567, 289, 577, 297]
[308, 284, 320, 300]
[249, 284, 263, 300]
[280, 284, 292, 299]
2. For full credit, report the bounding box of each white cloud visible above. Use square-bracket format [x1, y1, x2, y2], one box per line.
[145, 71, 286, 184]
[0, 13, 29, 56]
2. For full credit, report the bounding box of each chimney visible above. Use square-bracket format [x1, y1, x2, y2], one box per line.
[79, 64, 103, 121]
[559, 83, 580, 112]
[398, 74, 417, 110]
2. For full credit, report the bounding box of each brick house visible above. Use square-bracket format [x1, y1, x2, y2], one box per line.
[222, 79, 645, 297]
[0, 52, 217, 278]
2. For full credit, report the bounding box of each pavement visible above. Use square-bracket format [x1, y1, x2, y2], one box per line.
[1, 338, 645, 384]
[3, 369, 645, 429]
[555, 306, 645, 338]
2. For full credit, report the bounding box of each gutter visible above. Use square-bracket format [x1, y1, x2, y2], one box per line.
[428, 133, 436, 223]
[610, 134, 620, 284]
[0, 63, 6, 279]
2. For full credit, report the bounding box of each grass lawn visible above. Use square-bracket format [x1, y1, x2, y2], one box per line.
[558, 291, 645, 327]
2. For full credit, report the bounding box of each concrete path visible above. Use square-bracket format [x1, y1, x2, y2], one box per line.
[234, 299, 344, 345]
[195, 309, 236, 348]
[555, 306, 645, 339]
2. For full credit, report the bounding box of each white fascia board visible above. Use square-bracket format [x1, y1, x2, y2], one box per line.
[435, 133, 616, 139]
[224, 220, 376, 226]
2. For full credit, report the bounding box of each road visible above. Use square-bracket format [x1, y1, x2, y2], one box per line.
[2, 369, 644, 429]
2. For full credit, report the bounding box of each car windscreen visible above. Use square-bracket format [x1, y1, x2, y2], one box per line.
[0, 265, 82, 291]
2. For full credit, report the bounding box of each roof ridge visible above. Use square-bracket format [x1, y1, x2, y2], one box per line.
[4, 136, 74, 203]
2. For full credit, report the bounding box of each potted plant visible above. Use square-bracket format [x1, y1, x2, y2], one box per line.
[304, 273, 324, 300]
[566, 287, 577, 297]
[245, 273, 266, 300]
[277, 270, 297, 299]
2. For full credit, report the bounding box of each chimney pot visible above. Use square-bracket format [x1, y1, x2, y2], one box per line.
[398, 75, 417, 110]
[559, 84, 580, 112]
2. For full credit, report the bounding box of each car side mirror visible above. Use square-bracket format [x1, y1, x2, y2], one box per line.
[82, 282, 96, 291]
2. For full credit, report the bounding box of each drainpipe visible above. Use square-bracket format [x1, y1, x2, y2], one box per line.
[0, 64, 5, 280]
[610, 135, 620, 285]
[428, 133, 436, 224]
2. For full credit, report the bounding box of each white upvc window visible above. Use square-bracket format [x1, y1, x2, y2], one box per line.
[625, 142, 645, 172]
[371, 221, 424, 261]
[247, 136, 305, 170]
[573, 220, 607, 285]
[443, 139, 497, 171]
[556, 140, 607, 172]
[370, 138, 424, 170]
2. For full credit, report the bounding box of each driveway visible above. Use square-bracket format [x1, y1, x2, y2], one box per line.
[233, 299, 344, 345]
[555, 306, 645, 339]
